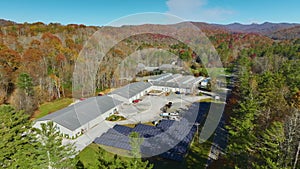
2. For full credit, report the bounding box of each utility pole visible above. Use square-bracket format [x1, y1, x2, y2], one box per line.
[195, 122, 200, 143]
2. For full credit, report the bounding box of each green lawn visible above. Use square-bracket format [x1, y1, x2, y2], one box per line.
[78, 143, 133, 168]
[185, 136, 213, 169]
[33, 98, 73, 119]
[78, 143, 103, 168]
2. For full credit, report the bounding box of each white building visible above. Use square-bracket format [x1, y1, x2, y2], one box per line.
[34, 96, 122, 138]
[108, 82, 152, 103]
[147, 73, 172, 82]
[34, 73, 207, 138]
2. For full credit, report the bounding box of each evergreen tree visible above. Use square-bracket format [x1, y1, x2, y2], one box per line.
[127, 132, 153, 169]
[129, 132, 143, 159]
[17, 73, 34, 96]
[226, 94, 259, 168]
[33, 121, 77, 169]
[0, 105, 35, 168]
[253, 122, 286, 169]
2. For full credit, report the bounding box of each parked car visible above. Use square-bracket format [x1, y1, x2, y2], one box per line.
[132, 99, 140, 103]
[169, 116, 180, 121]
[152, 120, 160, 126]
[161, 105, 168, 112]
[160, 113, 170, 117]
[175, 91, 181, 94]
[166, 102, 172, 108]
[169, 112, 179, 116]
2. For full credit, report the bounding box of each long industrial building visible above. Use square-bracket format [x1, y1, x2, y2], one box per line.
[34, 73, 206, 138]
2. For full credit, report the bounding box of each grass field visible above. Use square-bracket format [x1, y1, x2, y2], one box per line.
[32, 98, 73, 119]
[78, 143, 134, 168]
[78, 143, 101, 168]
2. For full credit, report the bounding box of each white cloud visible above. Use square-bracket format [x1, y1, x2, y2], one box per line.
[166, 0, 234, 22]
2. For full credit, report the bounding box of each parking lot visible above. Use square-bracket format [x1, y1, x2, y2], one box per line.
[64, 92, 211, 151]
[116, 93, 211, 124]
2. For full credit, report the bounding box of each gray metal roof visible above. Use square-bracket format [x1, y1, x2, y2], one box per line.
[160, 75, 174, 82]
[151, 80, 193, 89]
[36, 74, 204, 131]
[151, 81, 178, 88]
[37, 96, 122, 131]
[110, 82, 152, 99]
[159, 74, 181, 82]
[189, 76, 205, 84]
[159, 64, 174, 70]
[177, 76, 195, 84]
[148, 73, 171, 81]
[171, 74, 182, 80]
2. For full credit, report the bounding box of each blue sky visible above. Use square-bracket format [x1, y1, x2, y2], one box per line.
[0, 0, 299, 25]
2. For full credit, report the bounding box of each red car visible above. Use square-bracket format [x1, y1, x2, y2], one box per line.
[132, 99, 140, 103]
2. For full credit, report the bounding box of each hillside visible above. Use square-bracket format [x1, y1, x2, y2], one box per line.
[268, 25, 300, 40]
[0, 19, 16, 26]
[0, 19, 294, 115]
[189, 22, 229, 35]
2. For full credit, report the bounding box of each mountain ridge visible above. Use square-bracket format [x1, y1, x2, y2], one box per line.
[219, 22, 300, 35]
[1, 18, 299, 39]
[0, 19, 16, 26]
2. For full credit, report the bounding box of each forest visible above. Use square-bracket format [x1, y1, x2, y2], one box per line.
[0, 20, 299, 168]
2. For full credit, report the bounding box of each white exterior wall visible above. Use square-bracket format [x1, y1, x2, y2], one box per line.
[33, 120, 49, 129]
[152, 86, 179, 93]
[33, 120, 74, 138]
[72, 123, 89, 137]
[34, 106, 120, 138]
[56, 123, 74, 137]
[128, 87, 152, 103]
[71, 106, 119, 137]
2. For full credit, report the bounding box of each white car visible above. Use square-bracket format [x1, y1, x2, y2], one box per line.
[160, 113, 170, 117]
[169, 112, 179, 116]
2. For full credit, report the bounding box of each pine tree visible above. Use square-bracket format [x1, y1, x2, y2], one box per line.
[253, 122, 286, 169]
[0, 105, 34, 168]
[226, 94, 259, 168]
[128, 132, 153, 169]
[17, 73, 34, 96]
[33, 121, 77, 169]
[226, 56, 259, 168]
[129, 132, 143, 159]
